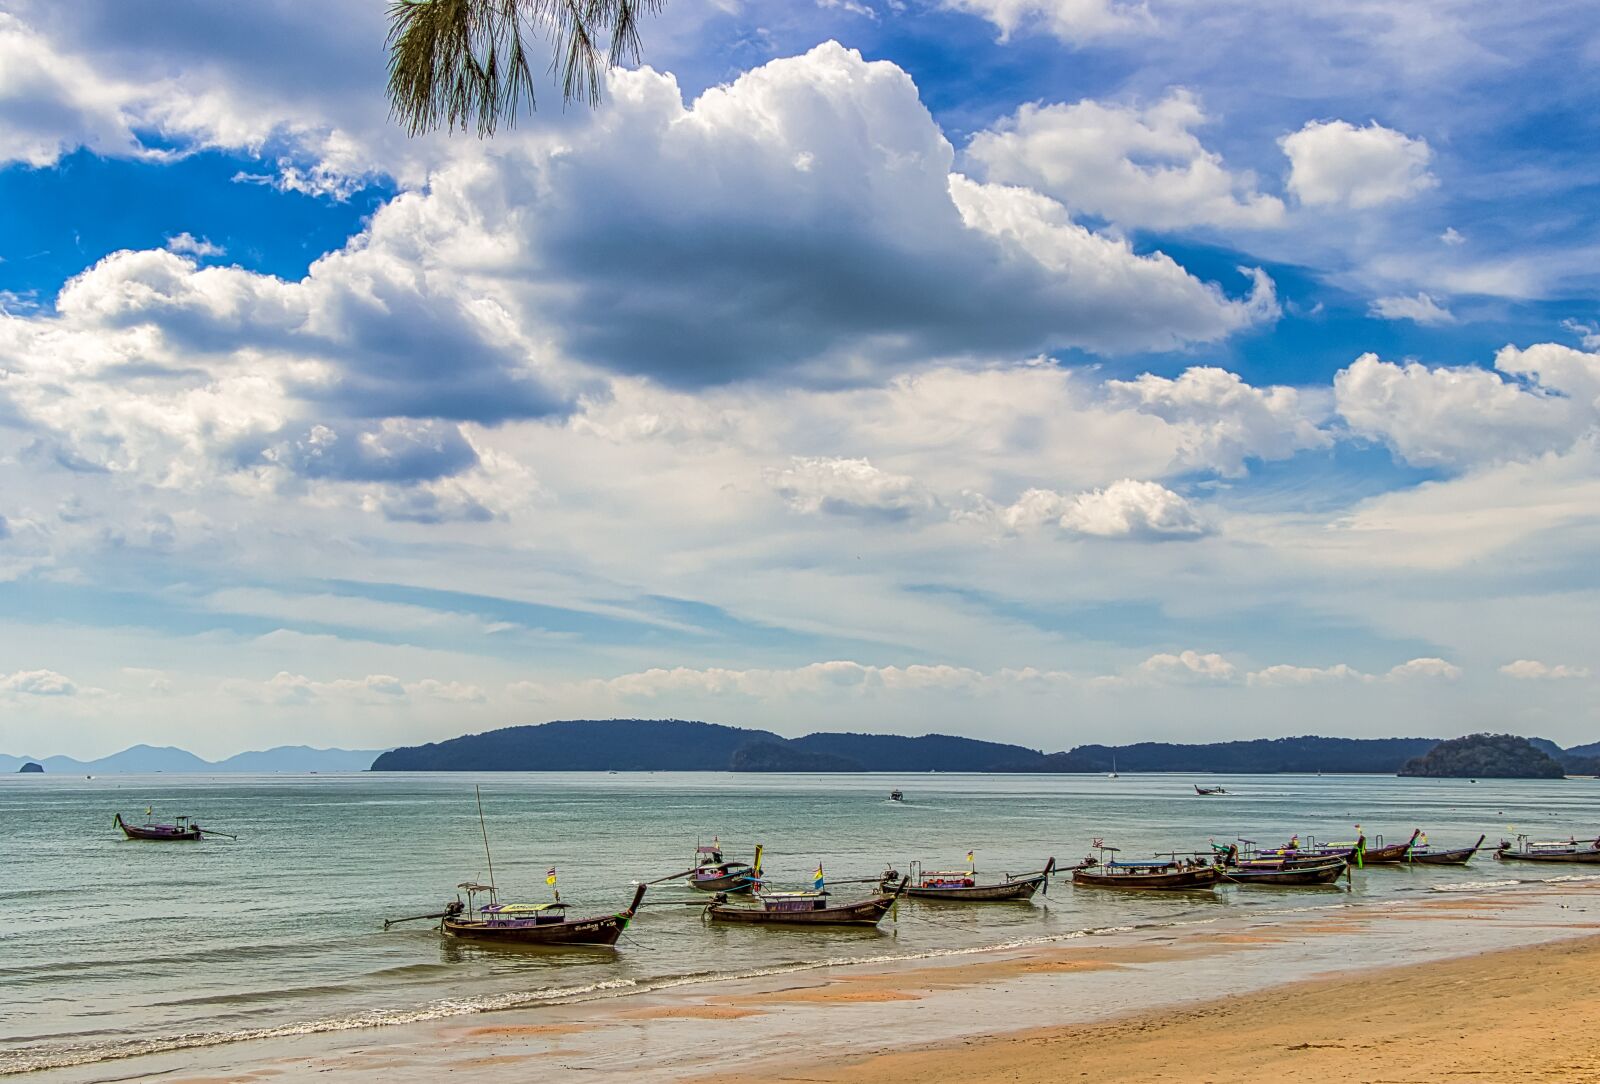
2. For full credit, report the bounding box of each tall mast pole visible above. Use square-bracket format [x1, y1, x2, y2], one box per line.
[475, 785, 496, 892]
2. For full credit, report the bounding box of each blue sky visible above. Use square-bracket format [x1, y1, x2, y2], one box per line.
[1, 0, 1597, 758]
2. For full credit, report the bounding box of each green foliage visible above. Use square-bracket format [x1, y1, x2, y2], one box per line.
[386, 0, 664, 137]
[1398, 733, 1566, 779]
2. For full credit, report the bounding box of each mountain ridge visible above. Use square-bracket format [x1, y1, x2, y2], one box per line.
[0, 745, 387, 774]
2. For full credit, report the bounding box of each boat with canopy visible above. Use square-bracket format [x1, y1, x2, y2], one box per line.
[1495, 834, 1600, 863]
[385, 786, 647, 947]
[440, 881, 647, 947]
[707, 862, 907, 927]
[892, 857, 1056, 901]
[1071, 844, 1220, 891]
[114, 810, 233, 841]
[687, 839, 762, 894]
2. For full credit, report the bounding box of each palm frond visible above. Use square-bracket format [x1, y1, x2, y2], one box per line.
[386, 0, 665, 137]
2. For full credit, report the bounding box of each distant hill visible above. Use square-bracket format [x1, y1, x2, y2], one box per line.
[1031, 736, 1440, 775]
[0, 745, 386, 774]
[372, 719, 784, 771]
[1399, 733, 1566, 779]
[789, 732, 1047, 772]
[370, 720, 1480, 775]
[17, 762, 43, 774]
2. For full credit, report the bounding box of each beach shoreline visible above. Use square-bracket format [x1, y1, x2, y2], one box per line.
[705, 924, 1600, 1084]
[26, 877, 1600, 1082]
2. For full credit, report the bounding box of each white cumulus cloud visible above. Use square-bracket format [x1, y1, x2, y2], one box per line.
[767, 457, 936, 520]
[0, 668, 79, 696]
[1105, 366, 1330, 476]
[1385, 657, 1462, 681]
[1334, 345, 1600, 468]
[968, 90, 1284, 230]
[1500, 659, 1591, 680]
[1058, 478, 1207, 538]
[1280, 119, 1437, 209]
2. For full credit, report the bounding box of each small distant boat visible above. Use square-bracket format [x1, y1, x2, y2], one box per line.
[440, 881, 647, 947]
[706, 880, 906, 927]
[889, 789, 904, 802]
[687, 839, 762, 894]
[1194, 784, 1228, 795]
[1072, 845, 1219, 891]
[1402, 834, 1486, 865]
[114, 811, 223, 841]
[1107, 754, 1119, 780]
[895, 858, 1056, 902]
[1495, 834, 1600, 863]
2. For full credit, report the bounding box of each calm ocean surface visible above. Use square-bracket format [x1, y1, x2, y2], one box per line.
[2, 771, 1596, 1074]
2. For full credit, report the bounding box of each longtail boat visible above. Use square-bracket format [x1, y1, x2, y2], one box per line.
[1071, 846, 1220, 891]
[895, 857, 1056, 901]
[1495, 834, 1600, 863]
[114, 811, 203, 841]
[1255, 833, 1368, 865]
[440, 882, 647, 947]
[1194, 784, 1228, 795]
[1401, 834, 1486, 865]
[688, 840, 761, 894]
[706, 880, 905, 927]
[1330, 829, 1421, 865]
[1221, 857, 1348, 886]
[1212, 840, 1349, 871]
[388, 786, 647, 948]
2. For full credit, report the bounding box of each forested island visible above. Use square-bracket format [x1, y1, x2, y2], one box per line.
[370, 719, 1585, 776]
[1398, 733, 1566, 779]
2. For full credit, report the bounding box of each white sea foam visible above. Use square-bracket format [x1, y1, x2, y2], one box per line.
[0, 921, 1144, 1076]
[1433, 879, 1519, 892]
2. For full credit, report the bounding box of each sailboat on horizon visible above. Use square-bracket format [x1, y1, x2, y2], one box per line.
[1107, 753, 1118, 780]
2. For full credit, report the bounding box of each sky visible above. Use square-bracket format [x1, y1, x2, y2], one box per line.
[1, 0, 1598, 759]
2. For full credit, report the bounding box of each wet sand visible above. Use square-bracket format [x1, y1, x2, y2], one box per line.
[35, 882, 1600, 1082]
[704, 932, 1600, 1084]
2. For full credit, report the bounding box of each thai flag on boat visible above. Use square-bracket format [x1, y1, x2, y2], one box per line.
[546, 867, 558, 886]
[1092, 837, 1104, 848]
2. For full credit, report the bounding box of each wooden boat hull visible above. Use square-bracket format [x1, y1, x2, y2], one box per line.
[1496, 847, 1600, 863]
[706, 894, 896, 927]
[442, 913, 629, 946]
[904, 859, 1055, 902]
[1360, 831, 1424, 865]
[1403, 837, 1485, 866]
[1073, 867, 1220, 891]
[441, 884, 646, 948]
[689, 872, 754, 893]
[114, 814, 201, 841]
[1222, 861, 1346, 886]
[906, 877, 1042, 901]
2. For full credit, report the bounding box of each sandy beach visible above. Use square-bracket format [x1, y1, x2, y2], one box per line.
[707, 928, 1600, 1084]
[38, 879, 1598, 1083]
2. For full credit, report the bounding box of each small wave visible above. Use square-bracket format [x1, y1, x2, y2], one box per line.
[0, 920, 1144, 1076]
[1542, 873, 1600, 884]
[1432, 879, 1519, 892]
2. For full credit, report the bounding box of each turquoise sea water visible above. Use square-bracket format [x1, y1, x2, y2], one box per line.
[2, 771, 1596, 1075]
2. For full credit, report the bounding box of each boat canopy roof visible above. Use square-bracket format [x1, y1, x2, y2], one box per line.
[484, 902, 567, 913]
[457, 882, 495, 892]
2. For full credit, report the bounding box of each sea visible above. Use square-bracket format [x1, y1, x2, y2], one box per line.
[2, 770, 1596, 1076]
